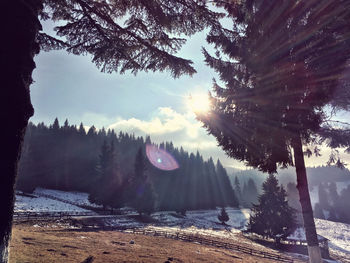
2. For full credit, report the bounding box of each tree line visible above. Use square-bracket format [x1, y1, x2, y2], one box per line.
[17, 119, 238, 214]
[232, 176, 259, 208]
[313, 182, 350, 224]
[286, 181, 350, 225]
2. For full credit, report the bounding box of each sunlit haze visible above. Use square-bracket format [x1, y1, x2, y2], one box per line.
[187, 93, 211, 114]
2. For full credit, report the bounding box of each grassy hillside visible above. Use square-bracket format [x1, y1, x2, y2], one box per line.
[10, 223, 301, 263]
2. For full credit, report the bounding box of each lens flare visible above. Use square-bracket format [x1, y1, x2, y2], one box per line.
[146, 144, 179, 171]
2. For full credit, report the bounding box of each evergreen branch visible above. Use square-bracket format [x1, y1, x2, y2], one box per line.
[36, 32, 69, 51]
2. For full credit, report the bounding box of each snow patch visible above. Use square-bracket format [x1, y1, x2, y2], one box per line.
[315, 218, 350, 260]
[15, 194, 91, 213]
[34, 188, 101, 208]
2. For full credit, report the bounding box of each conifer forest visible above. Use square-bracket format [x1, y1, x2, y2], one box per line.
[17, 119, 238, 213]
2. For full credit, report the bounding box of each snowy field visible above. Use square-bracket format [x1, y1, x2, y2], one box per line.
[104, 207, 250, 233]
[315, 218, 350, 261]
[15, 188, 99, 213]
[103, 208, 269, 250]
[105, 209, 349, 261]
[34, 188, 102, 208]
[14, 188, 350, 261]
[15, 194, 91, 213]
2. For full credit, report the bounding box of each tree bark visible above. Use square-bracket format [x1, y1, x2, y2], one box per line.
[292, 135, 323, 263]
[0, 0, 41, 262]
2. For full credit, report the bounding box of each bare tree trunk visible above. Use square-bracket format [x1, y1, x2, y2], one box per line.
[292, 135, 323, 263]
[0, 0, 41, 262]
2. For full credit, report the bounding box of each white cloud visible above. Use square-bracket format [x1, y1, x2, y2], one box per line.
[181, 141, 218, 150]
[108, 107, 202, 138]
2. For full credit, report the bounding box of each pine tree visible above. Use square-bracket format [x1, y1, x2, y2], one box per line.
[134, 148, 146, 180]
[131, 147, 156, 215]
[242, 178, 259, 208]
[241, 182, 248, 207]
[89, 141, 107, 207]
[89, 141, 123, 210]
[78, 123, 86, 136]
[16, 132, 36, 194]
[286, 183, 301, 211]
[137, 183, 156, 216]
[234, 176, 242, 204]
[313, 203, 325, 220]
[328, 182, 339, 206]
[286, 182, 302, 224]
[339, 186, 350, 223]
[328, 207, 338, 222]
[63, 119, 69, 130]
[216, 160, 238, 207]
[218, 207, 229, 225]
[247, 179, 259, 204]
[87, 126, 97, 137]
[51, 118, 60, 130]
[318, 183, 330, 210]
[247, 175, 297, 242]
[198, 1, 350, 261]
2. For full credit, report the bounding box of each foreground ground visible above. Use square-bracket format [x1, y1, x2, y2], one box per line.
[10, 222, 305, 263]
[12, 188, 349, 262]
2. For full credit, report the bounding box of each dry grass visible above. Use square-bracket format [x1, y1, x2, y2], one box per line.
[9, 222, 306, 263]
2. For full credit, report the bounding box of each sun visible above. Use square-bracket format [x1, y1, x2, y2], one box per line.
[187, 93, 211, 114]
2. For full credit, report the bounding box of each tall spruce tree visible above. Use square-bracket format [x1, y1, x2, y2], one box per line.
[216, 159, 238, 207]
[247, 174, 296, 242]
[1, 1, 222, 260]
[241, 178, 259, 208]
[318, 183, 330, 211]
[218, 207, 229, 225]
[286, 182, 302, 224]
[131, 147, 156, 215]
[198, 1, 350, 261]
[16, 130, 36, 194]
[89, 141, 123, 210]
[78, 123, 86, 136]
[339, 186, 350, 223]
[328, 182, 339, 207]
[234, 176, 242, 204]
[313, 203, 325, 220]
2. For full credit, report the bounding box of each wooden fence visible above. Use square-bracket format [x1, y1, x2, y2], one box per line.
[125, 228, 294, 263]
[13, 211, 95, 221]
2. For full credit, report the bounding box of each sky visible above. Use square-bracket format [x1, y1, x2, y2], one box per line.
[30, 21, 350, 171]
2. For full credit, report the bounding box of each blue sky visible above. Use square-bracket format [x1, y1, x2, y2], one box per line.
[30, 21, 350, 170]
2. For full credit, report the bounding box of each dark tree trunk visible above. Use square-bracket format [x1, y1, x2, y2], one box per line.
[0, 0, 41, 262]
[292, 135, 322, 263]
